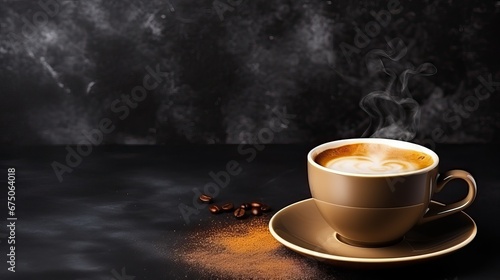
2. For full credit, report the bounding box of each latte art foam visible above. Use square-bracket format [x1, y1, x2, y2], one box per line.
[314, 143, 434, 175]
[325, 156, 417, 174]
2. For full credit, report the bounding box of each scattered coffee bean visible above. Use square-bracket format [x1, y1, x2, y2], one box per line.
[251, 207, 262, 216]
[199, 194, 213, 203]
[240, 203, 251, 210]
[221, 203, 234, 212]
[234, 208, 246, 219]
[250, 202, 262, 208]
[209, 205, 221, 214]
[205, 199, 270, 218]
[260, 204, 271, 212]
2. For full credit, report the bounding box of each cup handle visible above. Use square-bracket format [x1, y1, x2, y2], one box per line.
[419, 170, 477, 224]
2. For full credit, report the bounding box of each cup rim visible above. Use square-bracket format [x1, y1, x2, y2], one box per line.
[308, 138, 439, 177]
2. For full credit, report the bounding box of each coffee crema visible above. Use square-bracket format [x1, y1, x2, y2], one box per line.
[314, 143, 434, 174]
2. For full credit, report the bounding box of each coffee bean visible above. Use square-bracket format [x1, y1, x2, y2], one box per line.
[199, 194, 213, 203]
[250, 202, 262, 208]
[251, 207, 262, 216]
[260, 204, 271, 212]
[209, 205, 221, 214]
[221, 203, 234, 212]
[240, 203, 251, 210]
[234, 208, 246, 219]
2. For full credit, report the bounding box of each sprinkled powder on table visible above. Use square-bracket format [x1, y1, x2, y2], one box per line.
[176, 218, 326, 279]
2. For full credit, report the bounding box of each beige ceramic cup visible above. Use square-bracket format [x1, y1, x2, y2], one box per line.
[308, 138, 476, 247]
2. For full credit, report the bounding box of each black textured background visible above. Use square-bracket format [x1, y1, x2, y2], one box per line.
[0, 0, 499, 145]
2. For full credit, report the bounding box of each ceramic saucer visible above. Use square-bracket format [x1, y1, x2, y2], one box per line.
[269, 198, 476, 265]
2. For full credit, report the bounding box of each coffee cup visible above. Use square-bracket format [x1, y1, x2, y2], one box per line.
[307, 138, 476, 247]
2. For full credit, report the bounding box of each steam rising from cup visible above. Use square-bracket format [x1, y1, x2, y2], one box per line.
[360, 38, 437, 141]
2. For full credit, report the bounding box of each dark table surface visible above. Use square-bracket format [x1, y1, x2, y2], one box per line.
[0, 144, 499, 279]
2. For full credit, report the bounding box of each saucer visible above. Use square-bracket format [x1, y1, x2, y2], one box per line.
[269, 198, 476, 265]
